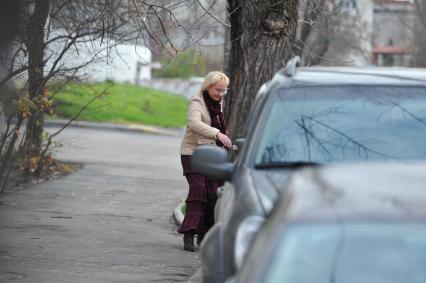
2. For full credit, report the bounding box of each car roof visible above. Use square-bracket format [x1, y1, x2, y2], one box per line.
[267, 66, 426, 89]
[280, 162, 426, 222]
[297, 67, 426, 86]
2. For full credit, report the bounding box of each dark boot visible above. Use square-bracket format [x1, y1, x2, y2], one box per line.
[183, 232, 195, 252]
[197, 233, 205, 246]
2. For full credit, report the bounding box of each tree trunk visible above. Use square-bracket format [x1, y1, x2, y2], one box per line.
[223, 14, 231, 75]
[23, 0, 50, 158]
[223, 0, 299, 141]
[0, 117, 23, 188]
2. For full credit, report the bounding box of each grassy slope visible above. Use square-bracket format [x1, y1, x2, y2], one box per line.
[52, 82, 188, 128]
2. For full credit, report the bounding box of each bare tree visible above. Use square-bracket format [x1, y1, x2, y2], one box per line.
[3, 0, 148, 181]
[1, 0, 218, 186]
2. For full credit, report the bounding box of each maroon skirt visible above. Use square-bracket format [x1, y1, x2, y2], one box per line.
[178, 155, 223, 235]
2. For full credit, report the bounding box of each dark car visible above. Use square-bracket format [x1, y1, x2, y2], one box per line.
[234, 162, 426, 283]
[191, 58, 426, 283]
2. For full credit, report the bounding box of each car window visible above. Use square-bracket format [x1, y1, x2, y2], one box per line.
[264, 223, 426, 283]
[255, 86, 426, 166]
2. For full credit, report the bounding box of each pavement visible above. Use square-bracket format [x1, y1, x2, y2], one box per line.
[172, 203, 203, 283]
[48, 120, 187, 231]
[0, 121, 202, 282]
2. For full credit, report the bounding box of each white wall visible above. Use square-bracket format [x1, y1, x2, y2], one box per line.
[83, 44, 152, 83]
[138, 78, 202, 99]
[45, 30, 152, 83]
[355, 0, 374, 65]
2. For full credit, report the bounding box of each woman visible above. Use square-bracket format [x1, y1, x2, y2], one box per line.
[179, 71, 232, 252]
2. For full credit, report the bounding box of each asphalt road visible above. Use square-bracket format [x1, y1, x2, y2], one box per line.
[0, 127, 200, 282]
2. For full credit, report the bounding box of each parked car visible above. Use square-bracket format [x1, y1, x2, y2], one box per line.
[232, 162, 426, 283]
[191, 57, 426, 283]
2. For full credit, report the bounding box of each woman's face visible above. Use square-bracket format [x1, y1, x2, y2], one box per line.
[207, 81, 228, 101]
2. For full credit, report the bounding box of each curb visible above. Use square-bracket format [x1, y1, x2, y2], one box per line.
[172, 201, 185, 226]
[44, 119, 185, 137]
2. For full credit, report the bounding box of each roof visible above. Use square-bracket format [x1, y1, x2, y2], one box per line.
[281, 162, 426, 222]
[272, 66, 426, 87]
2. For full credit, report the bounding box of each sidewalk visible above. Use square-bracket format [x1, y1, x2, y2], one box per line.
[48, 119, 199, 281]
[0, 124, 199, 282]
[47, 119, 187, 231]
[44, 119, 185, 137]
[173, 201, 203, 283]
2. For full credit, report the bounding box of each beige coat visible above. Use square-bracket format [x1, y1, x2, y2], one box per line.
[180, 91, 220, 155]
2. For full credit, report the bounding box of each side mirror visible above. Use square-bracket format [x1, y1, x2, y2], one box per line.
[234, 138, 245, 151]
[191, 146, 234, 181]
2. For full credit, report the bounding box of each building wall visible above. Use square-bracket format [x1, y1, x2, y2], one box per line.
[373, 1, 414, 48]
[357, 0, 374, 64]
[372, 0, 414, 66]
[320, 0, 415, 67]
[44, 31, 152, 83]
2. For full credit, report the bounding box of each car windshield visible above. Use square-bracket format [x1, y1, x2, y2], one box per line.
[255, 86, 426, 166]
[264, 223, 426, 283]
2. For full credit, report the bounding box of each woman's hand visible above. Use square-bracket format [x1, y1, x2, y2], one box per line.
[216, 132, 233, 149]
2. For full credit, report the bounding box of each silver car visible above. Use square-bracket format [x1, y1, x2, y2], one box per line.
[192, 58, 426, 282]
[234, 162, 426, 283]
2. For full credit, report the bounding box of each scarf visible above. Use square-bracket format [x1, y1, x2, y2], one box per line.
[202, 91, 227, 147]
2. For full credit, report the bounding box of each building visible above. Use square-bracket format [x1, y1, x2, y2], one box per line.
[372, 0, 414, 66]
[340, 0, 415, 66]
[46, 33, 152, 83]
[47, 1, 153, 83]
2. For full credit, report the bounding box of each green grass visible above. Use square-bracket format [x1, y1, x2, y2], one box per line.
[52, 82, 188, 128]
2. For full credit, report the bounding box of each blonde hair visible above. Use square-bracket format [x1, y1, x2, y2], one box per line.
[200, 71, 230, 92]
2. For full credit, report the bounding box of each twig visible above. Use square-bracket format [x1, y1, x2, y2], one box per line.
[195, 0, 230, 28]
